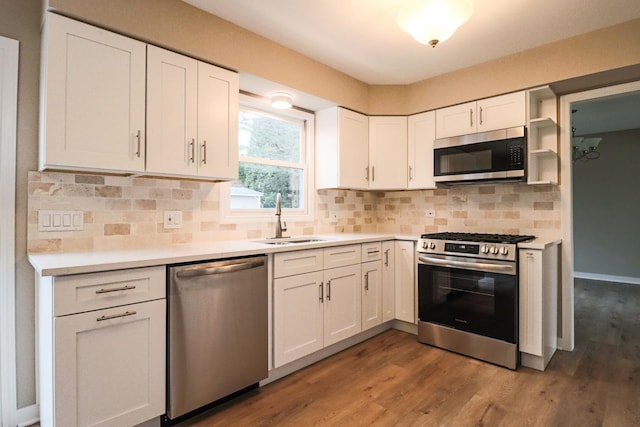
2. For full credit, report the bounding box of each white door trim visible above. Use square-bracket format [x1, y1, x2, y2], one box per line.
[558, 80, 640, 351]
[0, 35, 19, 427]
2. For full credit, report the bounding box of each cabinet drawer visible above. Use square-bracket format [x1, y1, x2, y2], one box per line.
[323, 244, 362, 269]
[53, 266, 166, 316]
[361, 242, 382, 262]
[274, 249, 324, 278]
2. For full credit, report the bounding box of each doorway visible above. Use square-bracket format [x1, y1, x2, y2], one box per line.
[559, 80, 640, 351]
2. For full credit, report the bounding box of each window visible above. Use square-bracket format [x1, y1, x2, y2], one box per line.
[221, 94, 315, 222]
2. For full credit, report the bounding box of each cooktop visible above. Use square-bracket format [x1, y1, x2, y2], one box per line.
[420, 232, 535, 245]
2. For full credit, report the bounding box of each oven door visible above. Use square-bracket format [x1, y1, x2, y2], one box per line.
[418, 254, 517, 343]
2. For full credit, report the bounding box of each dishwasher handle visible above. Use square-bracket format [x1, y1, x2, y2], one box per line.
[175, 258, 265, 279]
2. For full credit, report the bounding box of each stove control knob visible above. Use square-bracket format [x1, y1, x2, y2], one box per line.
[499, 247, 509, 255]
[490, 246, 498, 255]
[429, 242, 436, 250]
[480, 245, 489, 254]
[422, 241, 428, 249]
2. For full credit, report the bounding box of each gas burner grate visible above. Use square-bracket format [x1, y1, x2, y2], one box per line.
[420, 232, 535, 244]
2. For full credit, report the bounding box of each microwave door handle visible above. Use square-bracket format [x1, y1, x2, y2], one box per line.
[418, 255, 514, 274]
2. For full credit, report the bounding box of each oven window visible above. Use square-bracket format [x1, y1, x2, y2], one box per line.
[418, 264, 517, 343]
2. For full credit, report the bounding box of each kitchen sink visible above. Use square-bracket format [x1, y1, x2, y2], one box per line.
[254, 237, 326, 245]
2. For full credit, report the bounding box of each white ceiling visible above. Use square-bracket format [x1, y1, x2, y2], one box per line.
[184, 0, 640, 134]
[184, 0, 640, 85]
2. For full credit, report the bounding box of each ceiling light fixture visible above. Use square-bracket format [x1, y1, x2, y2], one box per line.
[397, 0, 474, 48]
[571, 110, 602, 162]
[270, 92, 293, 109]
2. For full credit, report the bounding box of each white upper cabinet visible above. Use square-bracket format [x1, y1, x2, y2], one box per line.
[369, 116, 408, 190]
[40, 12, 146, 173]
[146, 46, 239, 180]
[435, 92, 526, 138]
[197, 61, 239, 180]
[316, 107, 369, 189]
[407, 111, 436, 189]
[146, 46, 198, 176]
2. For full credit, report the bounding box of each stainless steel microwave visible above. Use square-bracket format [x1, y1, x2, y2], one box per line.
[433, 126, 526, 184]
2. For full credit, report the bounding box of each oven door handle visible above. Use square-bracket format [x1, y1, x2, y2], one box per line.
[418, 255, 515, 275]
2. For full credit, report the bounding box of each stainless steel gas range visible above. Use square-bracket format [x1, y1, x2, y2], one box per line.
[417, 232, 535, 369]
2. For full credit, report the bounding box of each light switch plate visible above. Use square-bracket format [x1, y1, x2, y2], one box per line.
[38, 210, 84, 231]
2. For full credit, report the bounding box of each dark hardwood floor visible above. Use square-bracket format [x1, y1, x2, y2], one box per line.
[181, 279, 640, 427]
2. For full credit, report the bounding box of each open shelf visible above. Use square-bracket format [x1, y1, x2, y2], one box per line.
[530, 148, 556, 156]
[529, 117, 556, 128]
[527, 86, 558, 186]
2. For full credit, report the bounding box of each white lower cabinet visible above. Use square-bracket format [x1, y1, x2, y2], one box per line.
[362, 260, 382, 331]
[382, 241, 396, 322]
[519, 243, 559, 371]
[274, 245, 366, 367]
[394, 240, 416, 323]
[38, 266, 166, 427]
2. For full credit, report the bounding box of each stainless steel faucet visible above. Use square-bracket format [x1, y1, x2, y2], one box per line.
[274, 193, 287, 238]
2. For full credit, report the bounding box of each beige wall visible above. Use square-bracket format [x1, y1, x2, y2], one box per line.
[7, 0, 640, 413]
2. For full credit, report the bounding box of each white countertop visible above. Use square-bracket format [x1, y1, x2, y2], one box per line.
[29, 233, 419, 277]
[518, 237, 562, 250]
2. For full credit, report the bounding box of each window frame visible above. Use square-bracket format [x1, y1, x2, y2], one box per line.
[219, 94, 315, 224]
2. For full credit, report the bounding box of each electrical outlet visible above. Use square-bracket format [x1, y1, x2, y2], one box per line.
[425, 210, 436, 218]
[329, 211, 338, 222]
[164, 211, 182, 229]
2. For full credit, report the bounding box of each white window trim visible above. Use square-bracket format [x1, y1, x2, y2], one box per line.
[220, 94, 315, 224]
[0, 35, 19, 427]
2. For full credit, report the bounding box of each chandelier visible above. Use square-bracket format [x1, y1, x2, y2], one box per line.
[397, 0, 474, 48]
[571, 109, 602, 162]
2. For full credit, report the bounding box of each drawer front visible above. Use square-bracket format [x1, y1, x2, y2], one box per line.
[361, 242, 382, 262]
[54, 266, 166, 316]
[274, 249, 324, 278]
[323, 244, 362, 269]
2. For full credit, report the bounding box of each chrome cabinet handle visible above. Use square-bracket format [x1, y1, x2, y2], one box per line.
[319, 282, 324, 303]
[97, 310, 136, 322]
[202, 140, 207, 165]
[364, 272, 369, 290]
[135, 130, 141, 158]
[365, 166, 369, 181]
[470, 109, 473, 127]
[372, 166, 375, 182]
[409, 166, 413, 180]
[189, 139, 195, 163]
[479, 106, 483, 125]
[367, 250, 380, 255]
[384, 249, 390, 266]
[95, 285, 136, 294]
[326, 280, 331, 301]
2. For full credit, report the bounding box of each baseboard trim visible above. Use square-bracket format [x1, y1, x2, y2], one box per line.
[574, 271, 640, 285]
[17, 404, 39, 427]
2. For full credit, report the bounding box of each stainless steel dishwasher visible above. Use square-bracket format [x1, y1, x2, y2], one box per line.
[164, 255, 268, 424]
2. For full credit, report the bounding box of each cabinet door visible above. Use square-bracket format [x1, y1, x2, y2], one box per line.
[394, 241, 416, 323]
[477, 91, 525, 132]
[369, 116, 408, 189]
[197, 61, 239, 180]
[273, 271, 324, 367]
[519, 250, 543, 356]
[435, 101, 475, 138]
[338, 108, 369, 189]
[362, 260, 382, 331]
[324, 264, 362, 346]
[41, 13, 146, 173]
[407, 111, 436, 189]
[382, 241, 395, 322]
[54, 299, 165, 427]
[146, 46, 198, 176]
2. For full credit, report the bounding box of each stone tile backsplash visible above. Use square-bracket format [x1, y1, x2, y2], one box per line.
[27, 171, 560, 253]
